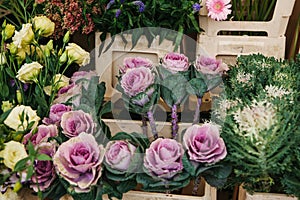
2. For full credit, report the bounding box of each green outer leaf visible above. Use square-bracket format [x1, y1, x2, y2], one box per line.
[186, 78, 207, 97]
[36, 153, 52, 161]
[182, 153, 196, 176]
[131, 28, 143, 50]
[116, 179, 137, 194]
[14, 156, 30, 172]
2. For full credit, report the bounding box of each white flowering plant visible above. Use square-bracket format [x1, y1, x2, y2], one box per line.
[218, 54, 300, 196]
[0, 16, 98, 199]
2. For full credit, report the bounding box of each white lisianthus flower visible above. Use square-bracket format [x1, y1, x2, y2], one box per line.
[32, 16, 55, 37]
[4, 105, 40, 131]
[12, 23, 35, 48]
[16, 62, 43, 83]
[0, 141, 28, 170]
[65, 43, 90, 66]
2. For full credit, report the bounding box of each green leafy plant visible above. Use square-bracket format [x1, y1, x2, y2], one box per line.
[94, 0, 201, 53]
[219, 54, 300, 195]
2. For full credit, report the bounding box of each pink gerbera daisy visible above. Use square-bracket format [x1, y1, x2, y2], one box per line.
[206, 0, 232, 21]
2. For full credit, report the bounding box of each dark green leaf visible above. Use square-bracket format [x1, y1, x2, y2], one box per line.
[116, 179, 137, 193]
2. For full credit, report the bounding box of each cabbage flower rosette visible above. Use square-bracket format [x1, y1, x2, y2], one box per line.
[53, 133, 105, 193]
[117, 66, 159, 139]
[103, 132, 150, 198]
[182, 123, 231, 187]
[188, 55, 229, 124]
[157, 52, 190, 138]
[137, 138, 191, 192]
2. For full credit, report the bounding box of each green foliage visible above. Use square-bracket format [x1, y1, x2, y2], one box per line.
[230, 0, 277, 21]
[95, 0, 201, 52]
[221, 54, 300, 194]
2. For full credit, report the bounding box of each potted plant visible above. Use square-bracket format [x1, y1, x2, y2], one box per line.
[217, 53, 300, 199]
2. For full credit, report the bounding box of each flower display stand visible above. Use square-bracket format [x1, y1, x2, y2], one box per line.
[10, 178, 216, 200]
[197, 0, 296, 64]
[238, 186, 297, 200]
[102, 179, 217, 200]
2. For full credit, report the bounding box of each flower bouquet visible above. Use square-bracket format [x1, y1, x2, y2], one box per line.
[0, 15, 232, 200]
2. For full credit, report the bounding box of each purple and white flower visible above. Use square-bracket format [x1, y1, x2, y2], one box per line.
[42, 103, 72, 125]
[144, 138, 184, 179]
[105, 140, 136, 171]
[120, 57, 153, 74]
[53, 133, 105, 193]
[120, 66, 154, 97]
[60, 110, 96, 138]
[31, 143, 56, 192]
[162, 52, 189, 73]
[195, 55, 229, 75]
[23, 124, 58, 146]
[183, 123, 227, 164]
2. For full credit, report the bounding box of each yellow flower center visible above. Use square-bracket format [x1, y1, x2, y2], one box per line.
[214, 2, 223, 11]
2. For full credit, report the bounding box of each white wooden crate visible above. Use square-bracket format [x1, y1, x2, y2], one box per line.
[197, 0, 296, 63]
[95, 32, 179, 99]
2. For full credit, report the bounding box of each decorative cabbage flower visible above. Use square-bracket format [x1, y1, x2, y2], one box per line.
[60, 110, 96, 137]
[42, 103, 72, 125]
[70, 70, 98, 83]
[32, 16, 55, 37]
[120, 66, 155, 97]
[120, 57, 153, 74]
[195, 55, 229, 75]
[206, 0, 232, 21]
[0, 141, 28, 170]
[183, 123, 227, 164]
[143, 138, 184, 179]
[4, 105, 40, 131]
[53, 83, 82, 106]
[162, 52, 189, 73]
[65, 43, 90, 66]
[53, 133, 105, 193]
[12, 23, 35, 48]
[23, 124, 58, 146]
[16, 62, 43, 84]
[105, 140, 136, 171]
[30, 142, 56, 192]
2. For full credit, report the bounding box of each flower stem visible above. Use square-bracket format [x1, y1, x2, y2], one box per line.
[192, 176, 201, 195]
[147, 110, 158, 139]
[193, 97, 202, 124]
[141, 114, 148, 137]
[171, 104, 179, 139]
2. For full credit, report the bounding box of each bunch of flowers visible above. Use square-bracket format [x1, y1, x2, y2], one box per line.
[34, 0, 103, 40]
[218, 54, 300, 195]
[0, 16, 103, 199]
[0, 15, 232, 200]
[116, 53, 231, 194]
[0, 15, 90, 141]
[95, 0, 203, 52]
